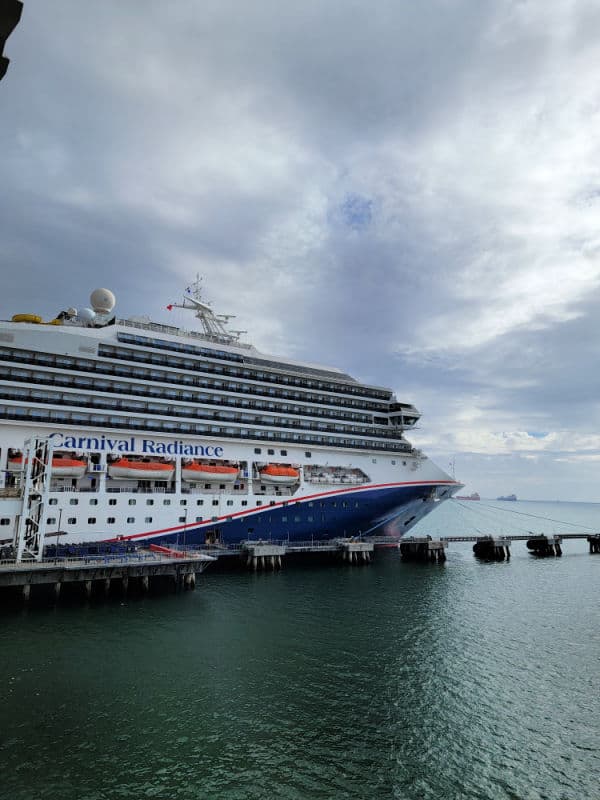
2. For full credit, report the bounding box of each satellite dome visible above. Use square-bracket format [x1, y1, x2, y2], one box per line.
[78, 307, 96, 324]
[90, 288, 116, 314]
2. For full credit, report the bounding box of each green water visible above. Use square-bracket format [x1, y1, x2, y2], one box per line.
[1, 500, 599, 799]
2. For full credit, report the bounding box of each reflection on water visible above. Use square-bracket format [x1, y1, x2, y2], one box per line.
[1, 501, 599, 799]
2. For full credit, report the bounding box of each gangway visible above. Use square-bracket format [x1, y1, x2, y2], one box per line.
[13, 436, 54, 563]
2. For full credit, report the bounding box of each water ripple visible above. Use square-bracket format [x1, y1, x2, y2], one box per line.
[1, 502, 600, 798]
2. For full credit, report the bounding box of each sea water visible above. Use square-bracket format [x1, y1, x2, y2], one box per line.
[1, 499, 599, 799]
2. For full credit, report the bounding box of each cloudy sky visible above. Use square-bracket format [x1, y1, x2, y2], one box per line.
[2, 0, 600, 501]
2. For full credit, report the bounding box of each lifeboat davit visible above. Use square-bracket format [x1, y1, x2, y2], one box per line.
[7, 455, 87, 478]
[108, 459, 175, 480]
[259, 465, 300, 485]
[181, 463, 239, 483]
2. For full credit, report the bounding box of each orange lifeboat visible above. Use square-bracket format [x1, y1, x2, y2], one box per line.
[7, 454, 87, 478]
[182, 462, 239, 483]
[108, 458, 175, 480]
[259, 465, 300, 485]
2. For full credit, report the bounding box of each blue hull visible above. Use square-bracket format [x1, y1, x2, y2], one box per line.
[109, 482, 453, 548]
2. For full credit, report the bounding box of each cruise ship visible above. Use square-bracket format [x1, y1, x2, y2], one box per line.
[0, 281, 459, 554]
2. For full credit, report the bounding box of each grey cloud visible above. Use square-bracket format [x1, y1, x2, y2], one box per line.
[3, 0, 600, 500]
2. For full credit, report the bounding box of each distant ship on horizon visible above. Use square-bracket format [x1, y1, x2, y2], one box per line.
[455, 492, 480, 501]
[497, 494, 517, 501]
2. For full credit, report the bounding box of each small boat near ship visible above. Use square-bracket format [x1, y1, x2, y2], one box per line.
[455, 492, 480, 501]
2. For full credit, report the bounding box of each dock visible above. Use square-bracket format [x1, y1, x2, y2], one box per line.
[205, 538, 375, 571]
[398, 532, 598, 561]
[0, 549, 215, 600]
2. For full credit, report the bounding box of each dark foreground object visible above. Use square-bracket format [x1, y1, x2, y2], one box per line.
[0, 0, 23, 81]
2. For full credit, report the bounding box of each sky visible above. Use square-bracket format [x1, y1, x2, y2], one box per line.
[2, 0, 600, 501]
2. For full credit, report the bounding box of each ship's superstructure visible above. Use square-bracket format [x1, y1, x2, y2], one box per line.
[0, 281, 459, 550]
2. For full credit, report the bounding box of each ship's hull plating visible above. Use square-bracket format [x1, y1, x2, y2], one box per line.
[56, 481, 456, 548]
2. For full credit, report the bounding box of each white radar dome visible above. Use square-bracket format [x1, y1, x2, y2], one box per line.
[90, 288, 116, 314]
[78, 307, 96, 323]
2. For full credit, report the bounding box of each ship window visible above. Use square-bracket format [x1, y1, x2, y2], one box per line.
[127, 517, 135, 523]
[226, 500, 233, 506]
[46, 517, 56, 525]
[128, 499, 136, 506]
[294, 515, 300, 522]
[163, 499, 171, 505]
[145, 517, 152, 523]
[305, 452, 311, 458]
[241, 500, 248, 506]
[146, 499, 154, 505]
[195, 516, 202, 522]
[254, 448, 261, 454]
[256, 501, 262, 506]
[89, 499, 98, 506]
[49, 498, 58, 505]
[212, 500, 219, 506]
[69, 499, 78, 505]
[179, 516, 186, 523]
[88, 517, 96, 524]
[307, 515, 313, 522]
[107, 517, 116, 524]
[268, 449, 274, 455]
[67, 518, 76, 524]
[219, 484, 226, 490]
[196, 500, 203, 506]
[308, 502, 313, 507]
[180, 499, 187, 506]
[204, 484, 211, 489]
[280, 450, 287, 456]
[109, 499, 117, 506]
[372, 459, 377, 463]
[281, 515, 287, 522]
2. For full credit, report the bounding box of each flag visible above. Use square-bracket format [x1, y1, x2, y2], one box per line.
[166, 304, 173, 311]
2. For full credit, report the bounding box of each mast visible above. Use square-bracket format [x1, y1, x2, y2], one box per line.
[169, 275, 246, 345]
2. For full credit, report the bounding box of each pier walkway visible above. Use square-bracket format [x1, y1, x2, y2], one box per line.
[0, 549, 215, 599]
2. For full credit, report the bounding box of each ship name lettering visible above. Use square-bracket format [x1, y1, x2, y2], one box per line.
[51, 433, 134, 452]
[142, 439, 223, 457]
[49, 432, 223, 457]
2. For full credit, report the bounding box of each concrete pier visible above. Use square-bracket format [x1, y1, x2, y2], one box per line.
[339, 540, 373, 564]
[0, 549, 214, 603]
[588, 535, 600, 554]
[526, 535, 562, 557]
[241, 543, 286, 571]
[237, 539, 375, 570]
[399, 537, 447, 563]
[473, 536, 511, 561]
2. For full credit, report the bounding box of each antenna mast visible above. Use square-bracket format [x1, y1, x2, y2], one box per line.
[170, 274, 241, 344]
